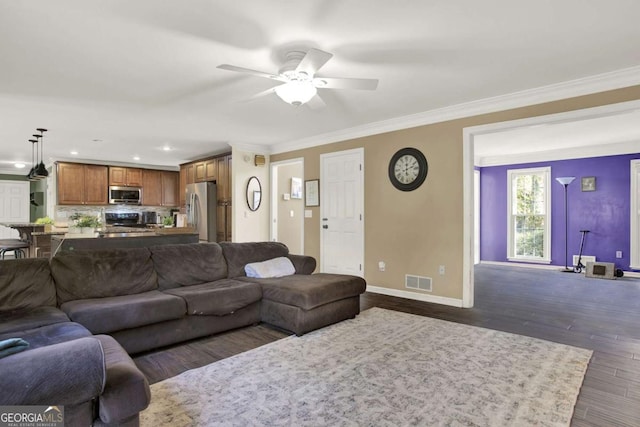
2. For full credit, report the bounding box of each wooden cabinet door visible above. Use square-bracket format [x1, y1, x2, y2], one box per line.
[161, 171, 179, 206]
[57, 163, 85, 205]
[142, 170, 162, 206]
[205, 159, 216, 181]
[84, 165, 108, 204]
[194, 162, 206, 182]
[126, 168, 143, 186]
[216, 156, 229, 200]
[109, 167, 126, 186]
[185, 164, 195, 185]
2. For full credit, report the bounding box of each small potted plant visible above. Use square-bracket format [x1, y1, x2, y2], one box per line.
[35, 216, 55, 232]
[70, 213, 101, 234]
[162, 216, 174, 228]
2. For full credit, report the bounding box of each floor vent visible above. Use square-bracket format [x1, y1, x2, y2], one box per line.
[405, 274, 432, 292]
[573, 255, 596, 266]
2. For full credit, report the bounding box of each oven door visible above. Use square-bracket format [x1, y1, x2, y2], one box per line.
[109, 186, 142, 205]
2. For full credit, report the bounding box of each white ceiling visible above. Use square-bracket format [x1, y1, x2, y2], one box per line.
[1, 0, 640, 174]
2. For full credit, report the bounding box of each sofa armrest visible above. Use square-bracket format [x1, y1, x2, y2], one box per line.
[94, 335, 150, 424]
[0, 337, 105, 405]
[288, 254, 316, 275]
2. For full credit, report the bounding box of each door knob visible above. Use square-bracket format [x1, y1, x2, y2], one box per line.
[322, 225, 328, 229]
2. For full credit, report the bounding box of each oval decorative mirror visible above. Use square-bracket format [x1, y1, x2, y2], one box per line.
[246, 176, 262, 211]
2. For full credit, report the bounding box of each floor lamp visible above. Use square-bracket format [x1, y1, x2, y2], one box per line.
[556, 176, 575, 272]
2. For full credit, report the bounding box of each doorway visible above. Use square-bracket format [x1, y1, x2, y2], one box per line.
[270, 158, 304, 254]
[0, 180, 30, 239]
[320, 148, 364, 276]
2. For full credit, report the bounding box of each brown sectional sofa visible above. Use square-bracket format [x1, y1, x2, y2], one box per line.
[0, 241, 366, 426]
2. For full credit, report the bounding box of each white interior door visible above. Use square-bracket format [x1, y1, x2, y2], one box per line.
[0, 181, 30, 239]
[320, 148, 364, 276]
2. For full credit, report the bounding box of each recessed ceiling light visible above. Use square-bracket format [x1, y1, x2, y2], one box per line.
[14, 163, 25, 169]
[133, 156, 140, 161]
[70, 150, 78, 155]
[162, 146, 171, 151]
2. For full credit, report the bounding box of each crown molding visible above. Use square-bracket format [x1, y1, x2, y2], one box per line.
[270, 66, 640, 154]
[477, 139, 640, 167]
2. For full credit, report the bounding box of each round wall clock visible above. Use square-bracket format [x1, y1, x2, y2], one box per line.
[388, 147, 428, 191]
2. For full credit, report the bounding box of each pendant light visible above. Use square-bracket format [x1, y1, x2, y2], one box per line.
[34, 128, 49, 179]
[27, 139, 38, 181]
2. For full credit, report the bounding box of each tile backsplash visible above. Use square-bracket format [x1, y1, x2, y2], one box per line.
[55, 205, 174, 225]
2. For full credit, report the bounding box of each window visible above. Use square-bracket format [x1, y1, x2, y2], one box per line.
[507, 167, 551, 263]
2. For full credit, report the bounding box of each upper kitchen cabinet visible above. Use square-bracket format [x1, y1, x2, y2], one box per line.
[57, 162, 108, 205]
[195, 159, 217, 182]
[142, 170, 162, 206]
[109, 166, 143, 187]
[161, 171, 179, 207]
[142, 170, 179, 207]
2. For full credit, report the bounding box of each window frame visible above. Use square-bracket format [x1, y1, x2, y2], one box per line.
[507, 166, 551, 264]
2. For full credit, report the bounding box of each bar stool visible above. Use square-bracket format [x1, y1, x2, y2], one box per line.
[0, 239, 30, 259]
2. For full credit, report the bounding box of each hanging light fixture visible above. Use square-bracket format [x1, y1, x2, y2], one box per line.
[34, 128, 49, 179]
[26, 139, 38, 181]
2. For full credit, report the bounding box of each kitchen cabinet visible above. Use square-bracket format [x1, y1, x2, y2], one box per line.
[142, 170, 179, 207]
[205, 159, 217, 181]
[57, 162, 108, 205]
[109, 167, 143, 187]
[179, 165, 187, 210]
[142, 170, 162, 206]
[194, 161, 206, 182]
[161, 171, 179, 206]
[216, 154, 232, 242]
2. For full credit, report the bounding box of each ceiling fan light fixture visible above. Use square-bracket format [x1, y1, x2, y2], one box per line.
[274, 81, 317, 106]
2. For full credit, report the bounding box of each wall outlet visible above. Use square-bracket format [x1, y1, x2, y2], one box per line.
[616, 250, 623, 259]
[378, 261, 386, 272]
[439, 265, 445, 275]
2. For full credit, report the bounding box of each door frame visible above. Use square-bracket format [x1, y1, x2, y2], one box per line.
[631, 159, 640, 269]
[463, 98, 640, 308]
[270, 157, 304, 252]
[319, 147, 365, 275]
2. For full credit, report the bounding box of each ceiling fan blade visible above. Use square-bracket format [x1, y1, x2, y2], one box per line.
[217, 64, 286, 82]
[296, 48, 333, 76]
[246, 86, 278, 101]
[306, 94, 326, 110]
[315, 77, 379, 90]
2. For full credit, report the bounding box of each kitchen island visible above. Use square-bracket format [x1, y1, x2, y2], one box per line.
[50, 227, 198, 256]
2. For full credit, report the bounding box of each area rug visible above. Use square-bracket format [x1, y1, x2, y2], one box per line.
[140, 308, 592, 426]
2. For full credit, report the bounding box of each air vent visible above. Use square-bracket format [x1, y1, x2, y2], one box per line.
[572, 255, 596, 266]
[405, 274, 432, 292]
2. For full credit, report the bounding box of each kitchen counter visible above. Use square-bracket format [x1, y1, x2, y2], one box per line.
[51, 228, 198, 255]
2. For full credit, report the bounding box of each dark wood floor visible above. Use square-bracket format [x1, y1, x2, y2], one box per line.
[134, 264, 640, 426]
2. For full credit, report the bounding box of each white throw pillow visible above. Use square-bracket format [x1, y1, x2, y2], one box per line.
[245, 257, 296, 278]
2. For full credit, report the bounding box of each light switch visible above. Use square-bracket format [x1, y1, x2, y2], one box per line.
[290, 210, 294, 218]
[304, 210, 312, 218]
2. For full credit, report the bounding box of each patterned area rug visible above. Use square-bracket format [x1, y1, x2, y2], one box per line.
[140, 308, 591, 426]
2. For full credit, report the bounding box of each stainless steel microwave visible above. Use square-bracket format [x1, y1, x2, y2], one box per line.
[109, 186, 142, 205]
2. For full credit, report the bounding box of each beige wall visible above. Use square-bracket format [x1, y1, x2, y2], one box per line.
[276, 162, 304, 254]
[271, 85, 640, 301]
[231, 148, 270, 242]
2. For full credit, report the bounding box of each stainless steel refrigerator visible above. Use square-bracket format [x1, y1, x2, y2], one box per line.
[185, 182, 217, 242]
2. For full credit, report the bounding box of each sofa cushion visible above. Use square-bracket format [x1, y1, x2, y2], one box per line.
[61, 291, 186, 334]
[0, 258, 56, 313]
[0, 336, 105, 406]
[0, 306, 69, 335]
[52, 248, 158, 304]
[150, 243, 227, 289]
[220, 242, 289, 278]
[163, 279, 262, 316]
[242, 273, 367, 310]
[0, 322, 92, 351]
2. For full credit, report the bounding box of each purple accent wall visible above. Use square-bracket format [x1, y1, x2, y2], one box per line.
[479, 153, 640, 270]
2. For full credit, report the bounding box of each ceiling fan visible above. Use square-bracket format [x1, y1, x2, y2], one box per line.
[217, 48, 378, 108]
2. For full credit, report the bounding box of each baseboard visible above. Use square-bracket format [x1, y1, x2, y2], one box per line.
[480, 260, 640, 278]
[366, 285, 464, 308]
